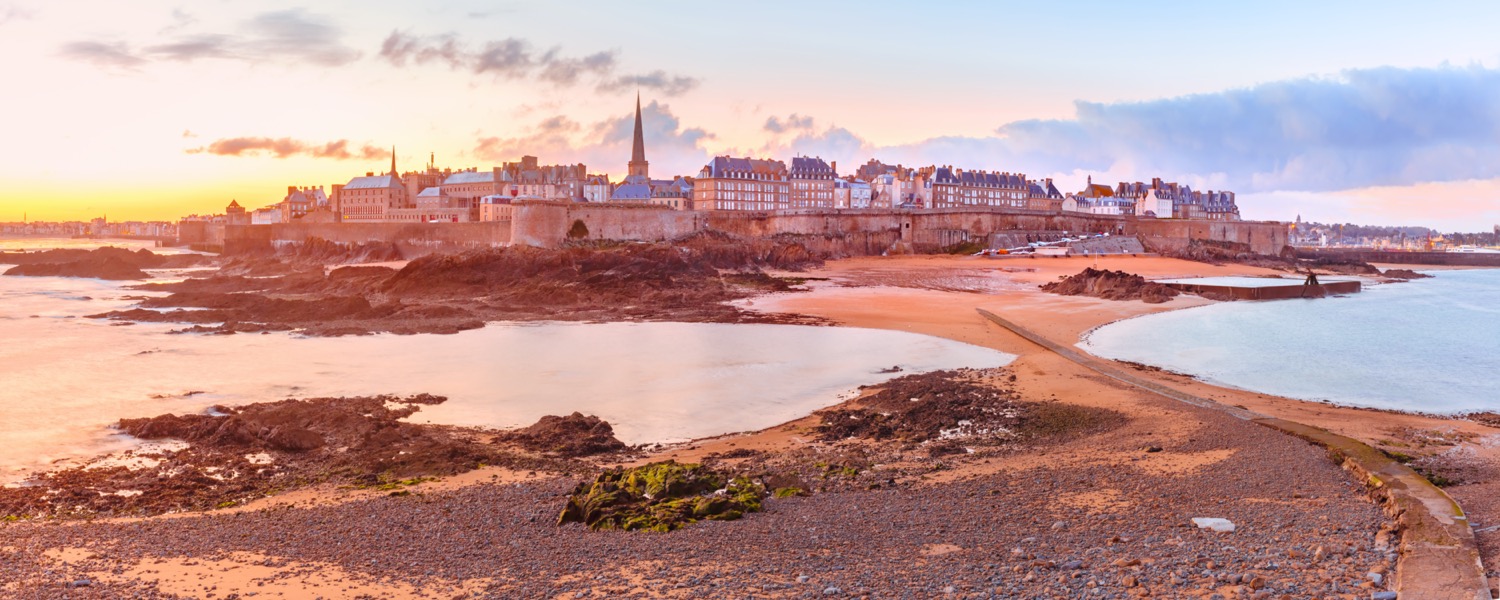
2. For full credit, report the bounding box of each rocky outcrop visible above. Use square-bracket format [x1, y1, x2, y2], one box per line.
[816, 370, 1124, 454]
[0, 394, 569, 518]
[498, 412, 628, 458]
[2, 247, 212, 280]
[1040, 267, 1180, 303]
[91, 232, 826, 335]
[1381, 268, 1434, 280]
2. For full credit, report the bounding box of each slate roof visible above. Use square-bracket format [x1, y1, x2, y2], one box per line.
[344, 175, 402, 190]
[611, 182, 653, 201]
[789, 156, 835, 178]
[700, 156, 787, 179]
[442, 171, 495, 185]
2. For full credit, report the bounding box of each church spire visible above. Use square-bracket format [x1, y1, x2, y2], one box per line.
[628, 93, 649, 180]
[390, 146, 397, 176]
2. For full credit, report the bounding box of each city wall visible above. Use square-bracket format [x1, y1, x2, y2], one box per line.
[222, 221, 511, 256]
[511, 202, 1288, 257]
[211, 203, 1287, 259]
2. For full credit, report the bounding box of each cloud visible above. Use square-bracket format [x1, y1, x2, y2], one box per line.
[0, 4, 33, 26]
[59, 41, 147, 70]
[763, 114, 815, 134]
[379, 31, 465, 68]
[59, 9, 360, 69]
[745, 65, 1500, 202]
[236, 9, 361, 66]
[538, 50, 616, 86]
[596, 70, 700, 96]
[379, 31, 697, 96]
[188, 137, 386, 160]
[986, 65, 1500, 193]
[474, 102, 714, 176]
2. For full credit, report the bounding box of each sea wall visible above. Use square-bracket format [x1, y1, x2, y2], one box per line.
[516, 203, 1288, 257]
[510, 202, 698, 247]
[214, 203, 1288, 259]
[223, 221, 511, 257]
[1296, 248, 1500, 267]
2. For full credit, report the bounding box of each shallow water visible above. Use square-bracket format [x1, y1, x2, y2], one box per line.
[1082, 269, 1500, 414]
[0, 239, 1014, 480]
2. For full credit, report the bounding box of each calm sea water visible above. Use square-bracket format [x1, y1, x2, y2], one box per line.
[0, 239, 1014, 481]
[1082, 268, 1500, 414]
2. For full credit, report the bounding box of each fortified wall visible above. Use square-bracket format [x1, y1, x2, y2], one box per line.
[510, 202, 1289, 256]
[222, 221, 510, 256]
[211, 202, 1287, 258]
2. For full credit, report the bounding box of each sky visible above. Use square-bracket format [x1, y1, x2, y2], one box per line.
[3, 1, 1500, 230]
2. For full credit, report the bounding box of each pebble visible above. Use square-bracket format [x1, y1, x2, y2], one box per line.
[0, 374, 1395, 598]
[1371, 592, 1398, 600]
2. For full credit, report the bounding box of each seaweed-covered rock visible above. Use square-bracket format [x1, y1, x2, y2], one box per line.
[557, 461, 766, 532]
[816, 370, 1125, 451]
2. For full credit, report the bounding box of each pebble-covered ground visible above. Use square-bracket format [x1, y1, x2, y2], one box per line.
[0, 393, 1395, 599]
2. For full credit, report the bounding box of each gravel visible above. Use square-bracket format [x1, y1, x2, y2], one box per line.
[0, 394, 1395, 598]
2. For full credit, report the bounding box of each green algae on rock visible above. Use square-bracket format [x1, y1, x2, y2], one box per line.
[557, 461, 767, 532]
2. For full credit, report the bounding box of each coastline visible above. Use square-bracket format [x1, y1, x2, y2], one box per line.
[3, 250, 1496, 597]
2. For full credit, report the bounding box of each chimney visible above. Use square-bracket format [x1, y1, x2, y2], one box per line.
[366, 172, 374, 177]
[288, 186, 296, 195]
[830, 160, 837, 174]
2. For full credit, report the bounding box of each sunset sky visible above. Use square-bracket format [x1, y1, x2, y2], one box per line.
[4, 1, 1500, 229]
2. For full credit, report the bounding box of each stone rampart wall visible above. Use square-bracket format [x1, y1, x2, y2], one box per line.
[223, 203, 1288, 260]
[223, 221, 510, 257]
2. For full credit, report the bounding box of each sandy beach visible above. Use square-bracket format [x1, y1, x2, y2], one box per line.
[2, 251, 1496, 598]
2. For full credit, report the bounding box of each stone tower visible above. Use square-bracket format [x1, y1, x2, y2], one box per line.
[628, 93, 648, 180]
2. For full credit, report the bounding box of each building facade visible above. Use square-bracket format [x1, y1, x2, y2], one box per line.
[788, 156, 837, 209]
[339, 173, 408, 222]
[926, 167, 1030, 209]
[694, 156, 789, 211]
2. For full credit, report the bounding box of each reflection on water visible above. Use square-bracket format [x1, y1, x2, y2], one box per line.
[0, 247, 1014, 480]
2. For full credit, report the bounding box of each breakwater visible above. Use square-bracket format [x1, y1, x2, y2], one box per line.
[1297, 248, 1500, 267]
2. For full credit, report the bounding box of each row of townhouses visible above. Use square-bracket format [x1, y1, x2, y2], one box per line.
[227, 96, 1240, 224]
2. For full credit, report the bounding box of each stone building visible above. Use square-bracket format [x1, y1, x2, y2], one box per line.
[834, 178, 872, 209]
[648, 176, 693, 210]
[1026, 179, 1065, 212]
[225, 200, 249, 225]
[694, 156, 789, 211]
[788, 156, 837, 209]
[926, 167, 1030, 209]
[338, 151, 408, 222]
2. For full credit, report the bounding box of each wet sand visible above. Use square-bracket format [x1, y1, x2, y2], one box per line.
[2, 253, 1490, 597]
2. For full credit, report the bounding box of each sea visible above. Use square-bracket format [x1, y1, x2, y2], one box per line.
[1082, 268, 1500, 414]
[0, 238, 1015, 482]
